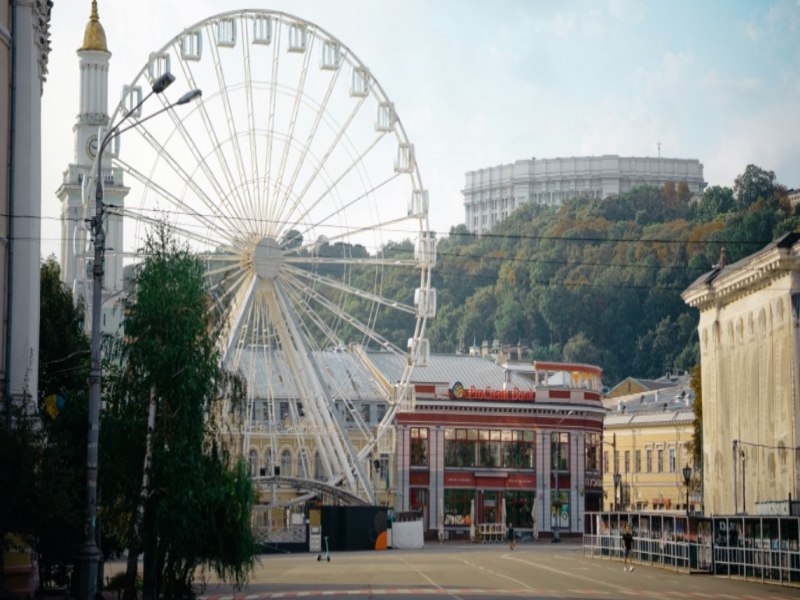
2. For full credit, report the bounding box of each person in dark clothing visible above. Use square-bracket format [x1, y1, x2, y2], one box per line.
[507, 523, 515, 550]
[622, 525, 634, 572]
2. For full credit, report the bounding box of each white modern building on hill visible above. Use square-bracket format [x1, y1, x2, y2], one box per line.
[463, 155, 706, 234]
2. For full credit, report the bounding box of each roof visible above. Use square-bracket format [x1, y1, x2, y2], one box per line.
[80, 1, 108, 52]
[683, 231, 800, 308]
[366, 352, 535, 390]
[606, 377, 677, 398]
[228, 347, 388, 401]
[603, 372, 694, 416]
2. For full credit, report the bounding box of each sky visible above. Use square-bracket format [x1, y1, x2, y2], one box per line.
[40, 0, 800, 260]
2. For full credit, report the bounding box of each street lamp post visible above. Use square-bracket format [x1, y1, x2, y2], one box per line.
[77, 73, 201, 600]
[551, 410, 575, 544]
[613, 472, 621, 512]
[683, 464, 692, 516]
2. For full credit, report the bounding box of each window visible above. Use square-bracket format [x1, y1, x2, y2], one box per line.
[376, 403, 387, 422]
[360, 403, 371, 423]
[264, 449, 272, 476]
[613, 451, 620, 474]
[624, 451, 630, 474]
[410, 427, 429, 467]
[444, 428, 534, 469]
[669, 447, 676, 473]
[279, 401, 289, 422]
[297, 449, 309, 479]
[280, 449, 292, 477]
[248, 449, 257, 476]
[657, 448, 664, 473]
[635, 450, 641, 473]
[603, 451, 609, 475]
[646, 449, 653, 473]
[551, 432, 569, 471]
[314, 452, 323, 480]
[443, 488, 475, 526]
[585, 433, 600, 472]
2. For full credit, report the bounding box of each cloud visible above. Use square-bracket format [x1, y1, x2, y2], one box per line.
[705, 95, 800, 188]
[637, 51, 694, 95]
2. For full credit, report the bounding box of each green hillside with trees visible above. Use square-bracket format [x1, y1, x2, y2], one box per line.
[424, 164, 798, 386]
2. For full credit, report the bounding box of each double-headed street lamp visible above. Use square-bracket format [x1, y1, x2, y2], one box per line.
[78, 72, 201, 600]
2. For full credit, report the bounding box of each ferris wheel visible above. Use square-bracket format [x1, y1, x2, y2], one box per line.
[88, 9, 436, 503]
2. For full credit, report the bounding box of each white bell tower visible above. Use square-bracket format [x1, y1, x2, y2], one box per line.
[57, 1, 128, 330]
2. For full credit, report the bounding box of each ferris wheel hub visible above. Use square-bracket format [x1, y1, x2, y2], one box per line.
[253, 237, 282, 281]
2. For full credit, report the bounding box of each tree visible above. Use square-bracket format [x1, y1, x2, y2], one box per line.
[100, 225, 255, 600]
[734, 164, 777, 210]
[1, 258, 90, 594]
[36, 259, 90, 588]
[691, 185, 734, 222]
[686, 364, 703, 466]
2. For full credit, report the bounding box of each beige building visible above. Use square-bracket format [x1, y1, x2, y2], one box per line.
[603, 374, 697, 513]
[682, 232, 800, 516]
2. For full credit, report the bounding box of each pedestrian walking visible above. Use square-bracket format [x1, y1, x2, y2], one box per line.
[507, 523, 515, 551]
[621, 525, 634, 572]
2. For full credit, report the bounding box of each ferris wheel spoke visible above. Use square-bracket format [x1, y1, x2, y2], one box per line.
[268, 31, 316, 236]
[290, 131, 387, 234]
[279, 272, 405, 355]
[204, 261, 241, 281]
[272, 59, 342, 230]
[284, 96, 367, 232]
[295, 208, 420, 255]
[241, 21, 263, 232]
[171, 29, 253, 233]
[284, 254, 418, 268]
[281, 278, 347, 349]
[212, 273, 256, 354]
[205, 22, 258, 234]
[283, 264, 416, 316]
[115, 151, 241, 246]
[264, 280, 362, 492]
[262, 21, 283, 232]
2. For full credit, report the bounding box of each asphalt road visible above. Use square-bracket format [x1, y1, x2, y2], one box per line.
[181, 542, 800, 600]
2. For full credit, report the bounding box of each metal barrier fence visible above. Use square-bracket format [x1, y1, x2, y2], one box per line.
[583, 512, 800, 586]
[712, 515, 800, 585]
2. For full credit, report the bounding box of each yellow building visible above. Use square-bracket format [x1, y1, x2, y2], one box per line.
[602, 374, 698, 513]
[682, 233, 800, 516]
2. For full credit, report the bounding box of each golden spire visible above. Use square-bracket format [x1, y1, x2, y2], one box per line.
[80, 0, 108, 52]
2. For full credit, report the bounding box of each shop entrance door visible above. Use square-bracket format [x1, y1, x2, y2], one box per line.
[481, 490, 498, 524]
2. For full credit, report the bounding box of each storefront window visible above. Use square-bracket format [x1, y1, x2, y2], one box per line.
[444, 488, 475, 526]
[410, 487, 428, 522]
[550, 490, 569, 529]
[410, 427, 428, 467]
[478, 430, 502, 467]
[444, 428, 535, 469]
[585, 433, 600, 472]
